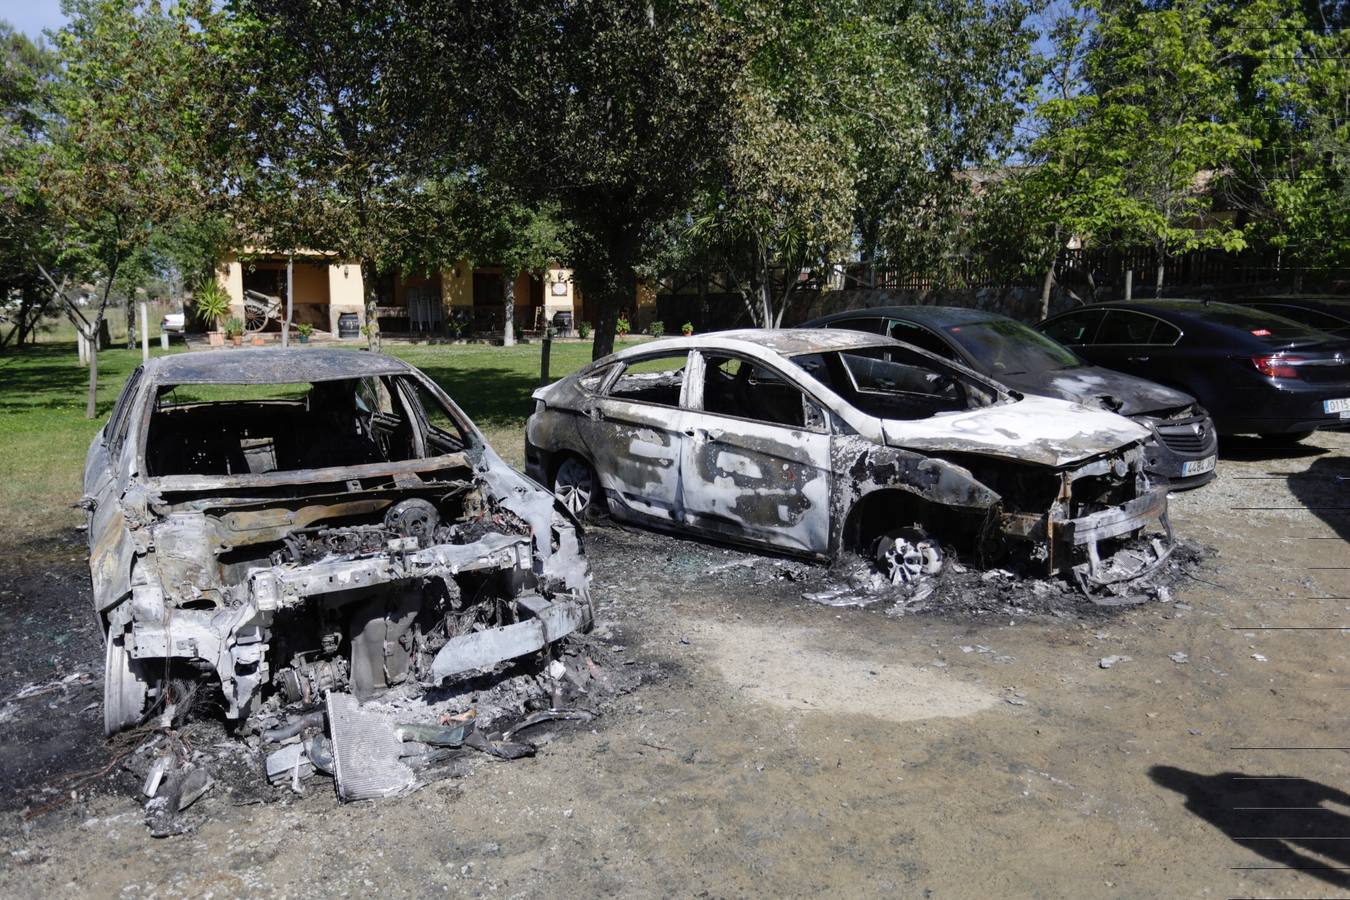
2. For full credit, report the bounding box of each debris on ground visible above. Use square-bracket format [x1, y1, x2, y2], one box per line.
[1098, 655, 1132, 669]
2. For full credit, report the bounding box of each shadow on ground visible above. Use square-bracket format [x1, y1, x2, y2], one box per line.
[1286, 454, 1350, 543]
[1218, 435, 1329, 463]
[1151, 765, 1350, 889]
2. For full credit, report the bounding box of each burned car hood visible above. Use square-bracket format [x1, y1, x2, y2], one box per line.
[997, 366, 1194, 417]
[880, 395, 1150, 468]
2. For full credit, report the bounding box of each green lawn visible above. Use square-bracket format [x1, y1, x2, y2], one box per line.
[0, 339, 634, 542]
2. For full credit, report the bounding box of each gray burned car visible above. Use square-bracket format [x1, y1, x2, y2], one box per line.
[526, 329, 1174, 589]
[86, 349, 591, 737]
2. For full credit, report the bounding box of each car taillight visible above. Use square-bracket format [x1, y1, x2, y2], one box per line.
[1252, 355, 1304, 379]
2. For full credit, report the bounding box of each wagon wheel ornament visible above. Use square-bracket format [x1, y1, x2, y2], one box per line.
[242, 289, 282, 334]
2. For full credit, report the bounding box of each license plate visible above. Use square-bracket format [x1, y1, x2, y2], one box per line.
[1325, 397, 1350, 414]
[1182, 455, 1216, 477]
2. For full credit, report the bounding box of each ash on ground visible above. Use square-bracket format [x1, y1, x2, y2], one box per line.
[806, 539, 1214, 620]
[111, 632, 645, 837]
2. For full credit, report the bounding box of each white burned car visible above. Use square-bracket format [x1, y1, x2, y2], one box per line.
[526, 329, 1174, 588]
[86, 349, 591, 736]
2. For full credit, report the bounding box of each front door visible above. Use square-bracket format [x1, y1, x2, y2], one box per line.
[678, 352, 832, 555]
[581, 352, 692, 524]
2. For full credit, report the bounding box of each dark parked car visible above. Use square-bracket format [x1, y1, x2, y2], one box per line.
[1038, 299, 1350, 441]
[1226, 295, 1350, 338]
[804, 306, 1218, 487]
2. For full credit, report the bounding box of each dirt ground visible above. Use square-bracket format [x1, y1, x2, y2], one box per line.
[0, 432, 1346, 898]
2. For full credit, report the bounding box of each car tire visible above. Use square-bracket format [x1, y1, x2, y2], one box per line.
[104, 633, 151, 736]
[553, 455, 603, 520]
[1259, 431, 1314, 445]
[875, 526, 943, 585]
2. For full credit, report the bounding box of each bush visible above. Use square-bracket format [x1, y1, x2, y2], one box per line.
[296, 322, 314, 337]
[578, 321, 593, 339]
[616, 316, 631, 336]
[681, 321, 694, 336]
[195, 281, 230, 329]
[223, 317, 244, 338]
[648, 320, 664, 337]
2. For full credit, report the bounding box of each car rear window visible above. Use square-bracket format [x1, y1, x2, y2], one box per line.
[1187, 305, 1333, 343]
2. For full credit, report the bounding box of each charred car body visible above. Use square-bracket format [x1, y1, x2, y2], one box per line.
[87, 349, 592, 737]
[526, 329, 1174, 589]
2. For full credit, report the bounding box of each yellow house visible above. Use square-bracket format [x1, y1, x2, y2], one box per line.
[216, 251, 659, 336]
[216, 252, 595, 337]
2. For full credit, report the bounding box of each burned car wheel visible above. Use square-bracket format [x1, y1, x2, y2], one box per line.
[554, 456, 601, 519]
[104, 633, 152, 736]
[875, 527, 943, 585]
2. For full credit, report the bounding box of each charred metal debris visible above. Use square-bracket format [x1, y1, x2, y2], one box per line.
[82, 350, 640, 829]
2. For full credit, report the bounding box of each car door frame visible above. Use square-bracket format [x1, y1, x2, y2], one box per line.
[676, 349, 834, 556]
[576, 350, 694, 526]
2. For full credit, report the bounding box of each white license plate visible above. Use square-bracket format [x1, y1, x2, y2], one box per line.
[1182, 455, 1216, 477]
[1325, 397, 1350, 414]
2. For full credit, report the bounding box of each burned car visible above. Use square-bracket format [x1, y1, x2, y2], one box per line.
[86, 349, 592, 737]
[526, 329, 1173, 589]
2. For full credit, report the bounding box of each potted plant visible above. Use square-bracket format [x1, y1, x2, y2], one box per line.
[648, 320, 664, 338]
[616, 316, 631, 337]
[681, 321, 694, 336]
[296, 322, 314, 344]
[195, 282, 231, 348]
[578, 321, 592, 339]
[224, 317, 244, 347]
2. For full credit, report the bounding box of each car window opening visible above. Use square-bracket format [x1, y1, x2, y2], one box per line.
[145, 375, 469, 477]
[607, 354, 686, 407]
[702, 354, 812, 428]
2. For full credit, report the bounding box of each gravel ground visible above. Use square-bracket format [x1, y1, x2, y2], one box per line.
[0, 430, 1346, 898]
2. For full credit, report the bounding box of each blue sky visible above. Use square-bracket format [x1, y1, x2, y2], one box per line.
[4, 0, 69, 42]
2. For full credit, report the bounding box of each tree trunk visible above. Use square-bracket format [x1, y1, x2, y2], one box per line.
[1039, 263, 1056, 320]
[124, 293, 136, 350]
[85, 317, 101, 419]
[502, 275, 515, 347]
[361, 260, 381, 353]
[1154, 247, 1165, 298]
[591, 295, 619, 360]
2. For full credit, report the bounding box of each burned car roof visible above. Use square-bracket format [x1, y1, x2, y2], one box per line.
[596, 328, 891, 361]
[144, 348, 414, 385]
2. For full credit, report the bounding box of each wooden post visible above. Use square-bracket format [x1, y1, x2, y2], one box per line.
[282, 254, 294, 348]
[139, 302, 150, 362]
[1123, 269, 1133, 302]
[540, 332, 552, 386]
[502, 275, 516, 347]
[160, 332, 168, 350]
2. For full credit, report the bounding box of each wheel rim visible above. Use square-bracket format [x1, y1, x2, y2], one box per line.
[554, 458, 594, 516]
[877, 534, 943, 585]
[104, 634, 148, 736]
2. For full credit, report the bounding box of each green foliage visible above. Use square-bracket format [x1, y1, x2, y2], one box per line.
[681, 321, 694, 335]
[647, 320, 664, 338]
[193, 281, 231, 328]
[615, 316, 631, 336]
[223, 317, 243, 338]
[296, 322, 314, 338]
[577, 321, 593, 339]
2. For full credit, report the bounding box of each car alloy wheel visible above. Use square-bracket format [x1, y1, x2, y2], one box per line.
[553, 457, 597, 518]
[875, 527, 943, 585]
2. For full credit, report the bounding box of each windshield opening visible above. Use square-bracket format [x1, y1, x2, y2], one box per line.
[145, 375, 471, 478]
[943, 319, 1082, 376]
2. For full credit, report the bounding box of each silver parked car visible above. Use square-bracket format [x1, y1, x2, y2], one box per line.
[86, 349, 592, 736]
[525, 329, 1174, 588]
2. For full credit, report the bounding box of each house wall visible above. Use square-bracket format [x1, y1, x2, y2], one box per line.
[327, 262, 365, 337]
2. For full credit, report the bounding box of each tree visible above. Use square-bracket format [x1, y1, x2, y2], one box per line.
[1217, 0, 1350, 285]
[1085, 0, 1252, 293]
[20, 1, 215, 416]
[0, 24, 59, 348]
[687, 0, 918, 327]
[863, 0, 1042, 284]
[442, 0, 742, 359]
[213, 0, 465, 353]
